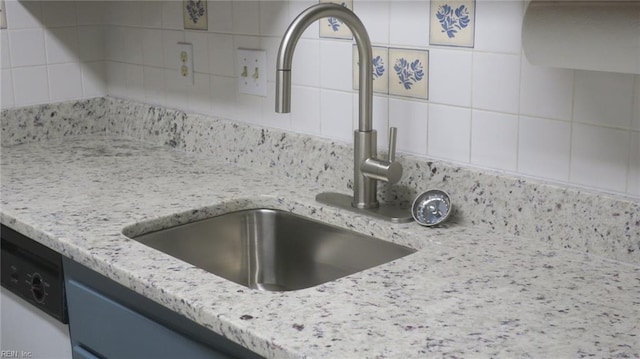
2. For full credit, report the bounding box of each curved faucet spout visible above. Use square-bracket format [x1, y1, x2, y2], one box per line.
[277, 3, 409, 220]
[275, 3, 373, 132]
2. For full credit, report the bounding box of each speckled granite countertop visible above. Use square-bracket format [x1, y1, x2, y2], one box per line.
[1, 135, 638, 358]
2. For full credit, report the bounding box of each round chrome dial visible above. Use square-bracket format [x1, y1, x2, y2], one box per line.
[411, 189, 452, 227]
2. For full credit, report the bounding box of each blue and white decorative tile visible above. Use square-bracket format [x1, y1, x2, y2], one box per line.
[183, 0, 208, 30]
[319, 0, 353, 39]
[352, 46, 389, 94]
[429, 0, 475, 48]
[388, 48, 429, 99]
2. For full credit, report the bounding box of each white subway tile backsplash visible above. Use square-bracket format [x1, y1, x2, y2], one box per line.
[164, 68, 189, 110]
[106, 61, 126, 97]
[571, 123, 629, 193]
[78, 26, 104, 62]
[102, 2, 121, 26]
[143, 66, 166, 106]
[259, 1, 290, 38]
[389, 97, 428, 155]
[1, 30, 10, 68]
[187, 72, 212, 115]
[4, 1, 42, 29]
[428, 104, 471, 163]
[141, 29, 164, 68]
[81, 62, 106, 98]
[41, 1, 77, 28]
[210, 75, 237, 120]
[162, 30, 186, 70]
[634, 76, 640, 131]
[354, 1, 389, 45]
[471, 110, 518, 171]
[320, 40, 353, 91]
[474, 0, 523, 54]
[628, 132, 640, 195]
[519, 57, 573, 121]
[119, 2, 143, 28]
[12, 66, 49, 106]
[105, 26, 125, 62]
[321, 89, 353, 143]
[291, 38, 320, 87]
[124, 64, 144, 101]
[429, 48, 472, 107]
[291, 85, 321, 135]
[161, 1, 184, 30]
[45, 27, 79, 64]
[232, 35, 261, 54]
[236, 92, 263, 125]
[140, 2, 163, 29]
[76, 1, 104, 26]
[209, 34, 235, 77]
[185, 31, 210, 74]
[389, 1, 429, 48]
[49, 62, 82, 101]
[1, 68, 14, 108]
[9, 28, 46, 67]
[261, 36, 281, 83]
[518, 116, 571, 182]
[122, 28, 143, 65]
[208, 1, 233, 34]
[574, 71, 634, 129]
[232, 1, 260, 36]
[472, 52, 520, 114]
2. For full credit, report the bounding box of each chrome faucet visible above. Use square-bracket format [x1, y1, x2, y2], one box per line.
[276, 3, 412, 223]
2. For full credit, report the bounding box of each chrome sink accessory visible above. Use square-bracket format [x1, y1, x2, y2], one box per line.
[411, 189, 452, 227]
[275, 3, 412, 223]
[129, 209, 415, 292]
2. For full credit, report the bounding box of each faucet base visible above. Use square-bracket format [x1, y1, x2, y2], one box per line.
[316, 192, 414, 223]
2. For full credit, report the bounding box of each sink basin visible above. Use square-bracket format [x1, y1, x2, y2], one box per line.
[130, 209, 415, 291]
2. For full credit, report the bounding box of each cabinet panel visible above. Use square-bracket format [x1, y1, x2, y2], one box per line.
[66, 279, 230, 359]
[63, 258, 262, 359]
[72, 345, 99, 359]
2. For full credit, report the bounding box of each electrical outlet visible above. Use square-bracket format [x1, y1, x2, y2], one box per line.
[237, 49, 267, 97]
[178, 42, 193, 85]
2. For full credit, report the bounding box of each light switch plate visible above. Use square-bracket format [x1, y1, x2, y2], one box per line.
[237, 49, 267, 97]
[178, 42, 194, 85]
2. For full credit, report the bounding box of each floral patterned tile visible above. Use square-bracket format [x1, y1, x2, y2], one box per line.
[183, 0, 208, 31]
[429, 0, 475, 48]
[388, 48, 429, 99]
[352, 46, 389, 94]
[319, 0, 353, 39]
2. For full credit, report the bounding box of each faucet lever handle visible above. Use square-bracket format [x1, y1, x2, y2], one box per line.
[388, 127, 397, 162]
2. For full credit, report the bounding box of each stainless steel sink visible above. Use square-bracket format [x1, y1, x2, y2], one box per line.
[131, 209, 415, 291]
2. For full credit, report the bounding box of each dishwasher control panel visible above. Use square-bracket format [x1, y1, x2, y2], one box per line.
[1, 225, 67, 323]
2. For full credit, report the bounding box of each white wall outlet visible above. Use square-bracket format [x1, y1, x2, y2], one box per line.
[237, 49, 267, 97]
[178, 42, 194, 85]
